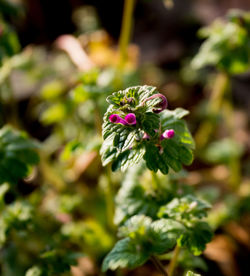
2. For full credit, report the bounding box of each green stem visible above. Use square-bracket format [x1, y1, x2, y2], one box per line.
[105, 165, 115, 231]
[195, 72, 229, 149]
[222, 96, 241, 191]
[151, 171, 161, 191]
[118, 0, 136, 70]
[151, 256, 168, 276]
[93, 101, 102, 136]
[168, 245, 180, 276]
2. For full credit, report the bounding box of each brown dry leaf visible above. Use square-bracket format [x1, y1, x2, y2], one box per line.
[73, 151, 101, 180]
[205, 235, 239, 276]
[55, 35, 95, 71]
[225, 221, 250, 249]
[71, 257, 96, 276]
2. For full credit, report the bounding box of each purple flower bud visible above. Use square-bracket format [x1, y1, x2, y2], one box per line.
[143, 132, 150, 140]
[109, 114, 121, 123]
[124, 113, 137, 125]
[141, 93, 168, 113]
[109, 114, 127, 125]
[161, 129, 175, 140]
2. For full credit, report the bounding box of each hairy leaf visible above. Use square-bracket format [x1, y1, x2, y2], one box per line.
[177, 221, 213, 255]
[102, 237, 149, 271]
[158, 195, 211, 223]
[103, 215, 185, 271]
[114, 165, 175, 224]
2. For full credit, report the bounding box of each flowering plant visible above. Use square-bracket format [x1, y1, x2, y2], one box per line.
[101, 85, 195, 174]
[101, 86, 212, 275]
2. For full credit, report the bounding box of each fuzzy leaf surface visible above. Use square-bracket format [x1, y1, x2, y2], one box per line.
[158, 195, 211, 223]
[102, 237, 149, 271]
[177, 221, 213, 255]
[103, 215, 185, 271]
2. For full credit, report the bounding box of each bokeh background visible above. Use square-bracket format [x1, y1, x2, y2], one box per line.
[1, 0, 250, 276]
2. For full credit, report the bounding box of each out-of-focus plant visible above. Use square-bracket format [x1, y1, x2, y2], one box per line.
[193, 9, 250, 149]
[190, 10, 250, 253]
[192, 10, 250, 192]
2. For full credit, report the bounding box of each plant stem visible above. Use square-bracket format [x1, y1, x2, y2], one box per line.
[39, 152, 66, 190]
[151, 256, 168, 276]
[168, 245, 180, 276]
[195, 72, 229, 149]
[93, 101, 102, 136]
[222, 100, 241, 190]
[105, 165, 115, 231]
[151, 171, 161, 191]
[118, 0, 136, 70]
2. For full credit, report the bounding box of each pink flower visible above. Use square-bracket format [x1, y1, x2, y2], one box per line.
[141, 94, 168, 113]
[109, 114, 127, 125]
[161, 129, 175, 140]
[124, 113, 137, 125]
[109, 114, 121, 123]
[143, 132, 150, 140]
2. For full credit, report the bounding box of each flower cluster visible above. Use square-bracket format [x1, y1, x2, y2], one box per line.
[143, 129, 175, 141]
[109, 113, 137, 126]
[109, 93, 175, 143]
[101, 85, 195, 174]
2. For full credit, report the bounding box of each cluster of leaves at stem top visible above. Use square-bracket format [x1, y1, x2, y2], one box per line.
[192, 9, 250, 75]
[101, 85, 195, 174]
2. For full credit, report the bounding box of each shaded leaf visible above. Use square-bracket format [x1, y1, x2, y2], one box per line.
[0, 126, 39, 185]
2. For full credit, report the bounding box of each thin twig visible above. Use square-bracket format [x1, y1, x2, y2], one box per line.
[151, 256, 168, 276]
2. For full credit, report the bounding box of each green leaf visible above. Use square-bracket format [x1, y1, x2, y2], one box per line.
[201, 138, 244, 164]
[177, 221, 213, 255]
[25, 266, 43, 276]
[102, 237, 149, 271]
[119, 215, 184, 255]
[0, 126, 39, 185]
[143, 143, 169, 174]
[0, 19, 21, 64]
[61, 220, 113, 254]
[111, 145, 146, 172]
[192, 11, 250, 74]
[0, 183, 9, 209]
[158, 195, 211, 223]
[114, 165, 175, 224]
[103, 215, 185, 271]
[41, 100, 74, 125]
[0, 201, 34, 246]
[40, 80, 65, 100]
[160, 109, 195, 149]
[186, 271, 201, 276]
[177, 250, 207, 271]
[60, 140, 84, 161]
